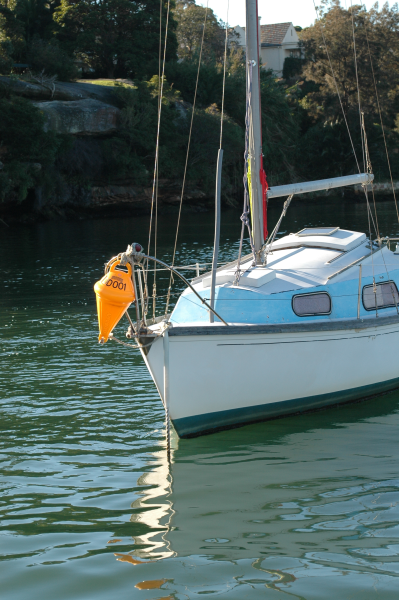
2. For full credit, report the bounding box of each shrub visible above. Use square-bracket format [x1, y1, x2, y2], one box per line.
[0, 39, 13, 74]
[0, 95, 61, 202]
[283, 56, 304, 80]
[27, 38, 79, 82]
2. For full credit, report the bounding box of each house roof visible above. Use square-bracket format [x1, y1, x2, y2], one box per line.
[260, 23, 291, 45]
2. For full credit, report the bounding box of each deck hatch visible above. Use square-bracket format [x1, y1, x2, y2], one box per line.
[297, 227, 339, 237]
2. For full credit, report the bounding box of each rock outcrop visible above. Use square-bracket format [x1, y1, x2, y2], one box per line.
[0, 76, 120, 105]
[33, 99, 120, 135]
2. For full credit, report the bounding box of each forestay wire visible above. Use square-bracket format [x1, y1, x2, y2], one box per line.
[164, 2, 210, 317]
[147, 0, 172, 318]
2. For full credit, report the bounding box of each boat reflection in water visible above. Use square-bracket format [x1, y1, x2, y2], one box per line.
[128, 394, 399, 583]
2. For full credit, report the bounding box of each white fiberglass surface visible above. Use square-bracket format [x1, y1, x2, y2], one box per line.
[272, 228, 366, 252]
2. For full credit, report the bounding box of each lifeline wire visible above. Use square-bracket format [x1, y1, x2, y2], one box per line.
[164, 1, 209, 316]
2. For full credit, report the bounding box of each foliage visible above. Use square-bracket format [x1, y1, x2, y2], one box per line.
[282, 56, 304, 80]
[54, 0, 177, 79]
[2, 0, 399, 211]
[296, 0, 399, 180]
[260, 71, 300, 185]
[300, 1, 399, 125]
[0, 0, 26, 65]
[14, 0, 60, 43]
[100, 82, 160, 183]
[27, 37, 79, 81]
[177, 105, 244, 203]
[0, 93, 61, 202]
[173, 0, 227, 63]
[0, 36, 13, 73]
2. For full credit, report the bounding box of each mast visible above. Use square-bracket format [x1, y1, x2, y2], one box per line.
[246, 0, 264, 261]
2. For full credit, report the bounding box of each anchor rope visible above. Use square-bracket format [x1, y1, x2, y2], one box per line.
[110, 332, 164, 350]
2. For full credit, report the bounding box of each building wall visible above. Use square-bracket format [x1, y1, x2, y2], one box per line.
[233, 23, 301, 76]
[260, 47, 282, 72]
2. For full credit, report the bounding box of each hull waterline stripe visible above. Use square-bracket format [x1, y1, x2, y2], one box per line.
[172, 376, 399, 438]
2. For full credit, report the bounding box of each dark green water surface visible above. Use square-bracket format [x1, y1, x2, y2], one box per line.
[2, 199, 399, 599]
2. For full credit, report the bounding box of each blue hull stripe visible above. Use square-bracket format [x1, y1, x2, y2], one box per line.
[172, 376, 399, 438]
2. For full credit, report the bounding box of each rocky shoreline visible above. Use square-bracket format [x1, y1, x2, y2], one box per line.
[0, 76, 218, 224]
[1, 76, 398, 226]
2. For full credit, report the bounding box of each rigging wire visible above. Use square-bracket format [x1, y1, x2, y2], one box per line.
[349, 0, 366, 172]
[313, 0, 380, 242]
[147, 0, 171, 316]
[263, 194, 294, 263]
[152, 0, 164, 320]
[363, 15, 399, 226]
[347, 0, 379, 240]
[346, 0, 381, 313]
[361, 112, 380, 240]
[164, 2, 209, 316]
[235, 61, 257, 284]
[312, 0, 361, 173]
[219, 0, 230, 150]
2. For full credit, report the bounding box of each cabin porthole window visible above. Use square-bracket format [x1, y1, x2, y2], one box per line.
[362, 281, 399, 311]
[292, 292, 332, 317]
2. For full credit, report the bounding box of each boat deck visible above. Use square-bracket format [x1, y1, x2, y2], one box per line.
[168, 228, 399, 326]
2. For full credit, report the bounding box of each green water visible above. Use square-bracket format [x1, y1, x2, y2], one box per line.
[2, 200, 399, 599]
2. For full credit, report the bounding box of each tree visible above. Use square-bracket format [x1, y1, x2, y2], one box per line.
[300, 1, 399, 126]
[0, 0, 26, 64]
[297, 1, 399, 179]
[14, 0, 59, 44]
[54, 0, 177, 79]
[174, 0, 226, 63]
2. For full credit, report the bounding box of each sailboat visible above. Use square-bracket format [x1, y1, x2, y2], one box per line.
[96, 0, 399, 438]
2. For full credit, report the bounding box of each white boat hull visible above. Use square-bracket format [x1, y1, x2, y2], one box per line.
[141, 315, 399, 437]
